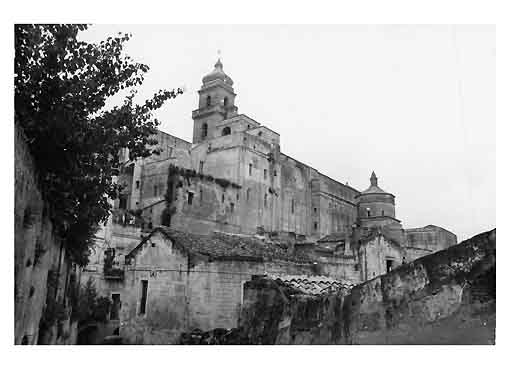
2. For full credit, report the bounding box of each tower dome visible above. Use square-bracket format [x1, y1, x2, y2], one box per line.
[360, 171, 391, 195]
[356, 171, 396, 219]
[202, 59, 234, 86]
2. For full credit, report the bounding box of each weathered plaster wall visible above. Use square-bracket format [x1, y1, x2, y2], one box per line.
[15, 125, 78, 345]
[130, 130, 192, 212]
[405, 225, 458, 261]
[168, 175, 242, 235]
[312, 172, 358, 238]
[316, 254, 361, 285]
[279, 154, 311, 236]
[231, 229, 495, 345]
[360, 235, 404, 281]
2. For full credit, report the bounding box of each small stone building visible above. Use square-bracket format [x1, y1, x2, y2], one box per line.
[91, 227, 316, 344]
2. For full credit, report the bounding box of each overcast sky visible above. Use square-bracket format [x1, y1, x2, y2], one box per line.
[81, 25, 495, 242]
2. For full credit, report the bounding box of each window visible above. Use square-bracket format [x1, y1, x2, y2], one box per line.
[249, 163, 253, 176]
[246, 188, 250, 201]
[230, 202, 235, 212]
[206, 95, 211, 107]
[274, 170, 277, 177]
[264, 169, 267, 180]
[386, 259, 394, 273]
[291, 199, 295, 214]
[187, 192, 194, 205]
[139, 280, 148, 315]
[136, 180, 140, 189]
[382, 210, 385, 216]
[314, 222, 318, 231]
[199, 188, 203, 202]
[110, 294, 121, 320]
[199, 161, 204, 174]
[221, 126, 231, 136]
[153, 185, 158, 197]
[119, 196, 127, 210]
[367, 208, 371, 217]
[314, 207, 317, 214]
[236, 192, 240, 201]
[258, 131, 262, 137]
[264, 194, 268, 208]
[221, 193, 225, 203]
[223, 97, 228, 106]
[201, 123, 208, 139]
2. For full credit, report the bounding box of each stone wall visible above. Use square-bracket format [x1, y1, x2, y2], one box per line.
[120, 125, 362, 240]
[166, 173, 243, 235]
[359, 235, 404, 281]
[15, 125, 79, 345]
[405, 225, 458, 261]
[230, 229, 495, 344]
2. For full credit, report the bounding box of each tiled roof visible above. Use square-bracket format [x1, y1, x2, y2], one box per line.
[129, 227, 313, 263]
[267, 274, 354, 295]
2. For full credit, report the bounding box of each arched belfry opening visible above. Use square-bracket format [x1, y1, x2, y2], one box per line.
[206, 95, 211, 107]
[221, 126, 231, 136]
[223, 97, 229, 106]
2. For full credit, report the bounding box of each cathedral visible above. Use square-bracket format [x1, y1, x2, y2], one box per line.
[82, 59, 458, 343]
[111, 58, 455, 251]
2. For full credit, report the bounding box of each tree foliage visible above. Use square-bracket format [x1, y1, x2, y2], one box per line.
[71, 278, 111, 325]
[15, 24, 183, 265]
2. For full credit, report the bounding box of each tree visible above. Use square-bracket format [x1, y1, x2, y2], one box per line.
[72, 278, 111, 326]
[15, 24, 183, 265]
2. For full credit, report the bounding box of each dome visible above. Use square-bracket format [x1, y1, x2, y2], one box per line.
[359, 172, 394, 197]
[357, 171, 396, 219]
[202, 59, 234, 86]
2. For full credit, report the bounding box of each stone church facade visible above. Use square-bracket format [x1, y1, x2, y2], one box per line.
[117, 59, 362, 239]
[81, 60, 458, 343]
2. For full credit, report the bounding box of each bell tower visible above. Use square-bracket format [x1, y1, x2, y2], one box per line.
[192, 59, 238, 144]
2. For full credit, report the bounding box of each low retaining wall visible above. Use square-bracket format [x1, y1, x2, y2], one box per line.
[190, 229, 495, 344]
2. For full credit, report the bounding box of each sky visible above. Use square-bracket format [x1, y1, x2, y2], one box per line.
[81, 25, 495, 242]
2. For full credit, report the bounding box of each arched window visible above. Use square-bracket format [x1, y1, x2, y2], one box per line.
[246, 188, 250, 201]
[223, 97, 228, 106]
[221, 126, 231, 136]
[201, 123, 208, 139]
[206, 95, 211, 107]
